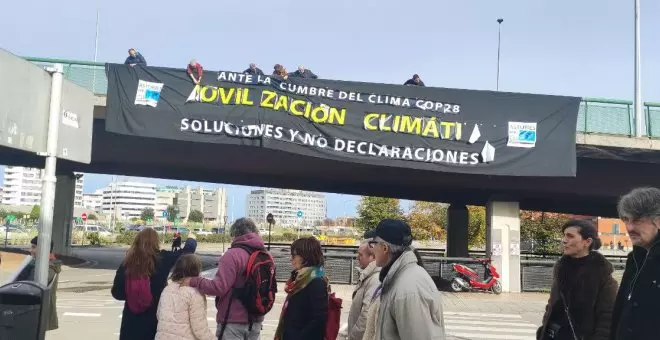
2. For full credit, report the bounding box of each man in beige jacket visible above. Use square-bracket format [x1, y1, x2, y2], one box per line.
[345, 240, 381, 340]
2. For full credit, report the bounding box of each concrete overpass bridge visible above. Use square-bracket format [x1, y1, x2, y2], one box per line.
[5, 56, 657, 215]
[2, 57, 659, 292]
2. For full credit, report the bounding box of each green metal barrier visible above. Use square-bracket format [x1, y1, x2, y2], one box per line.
[22, 57, 660, 138]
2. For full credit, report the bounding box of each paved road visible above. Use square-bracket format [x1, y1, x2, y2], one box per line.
[70, 246, 220, 270]
[2, 247, 545, 340]
[44, 267, 546, 340]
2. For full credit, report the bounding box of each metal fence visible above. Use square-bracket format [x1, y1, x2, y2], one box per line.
[22, 57, 660, 138]
[268, 246, 628, 292]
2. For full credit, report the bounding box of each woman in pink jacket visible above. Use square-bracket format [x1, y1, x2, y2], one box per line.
[155, 254, 214, 340]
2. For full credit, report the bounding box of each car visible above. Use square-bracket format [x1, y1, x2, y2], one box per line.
[193, 228, 212, 236]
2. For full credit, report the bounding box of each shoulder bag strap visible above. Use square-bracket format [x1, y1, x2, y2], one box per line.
[559, 291, 580, 340]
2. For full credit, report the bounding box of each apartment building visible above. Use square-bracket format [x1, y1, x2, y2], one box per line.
[246, 188, 326, 226]
[101, 181, 157, 220]
[82, 189, 104, 212]
[175, 186, 227, 222]
[155, 186, 179, 219]
[2, 166, 84, 207]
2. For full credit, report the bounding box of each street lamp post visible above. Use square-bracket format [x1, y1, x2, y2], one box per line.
[266, 213, 275, 251]
[634, 0, 643, 137]
[496, 18, 504, 91]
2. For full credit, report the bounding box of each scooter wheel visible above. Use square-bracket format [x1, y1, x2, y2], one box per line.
[491, 281, 502, 294]
[450, 279, 463, 292]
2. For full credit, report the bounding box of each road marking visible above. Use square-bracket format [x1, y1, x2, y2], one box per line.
[443, 318, 538, 328]
[446, 325, 535, 333]
[63, 312, 101, 317]
[444, 311, 522, 319]
[447, 332, 535, 340]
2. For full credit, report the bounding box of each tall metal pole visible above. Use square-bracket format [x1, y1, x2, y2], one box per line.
[634, 0, 643, 137]
[93, 10, 99, 62]
[92, 9, 99, 93]
[35, 64, 64, 286]
[496, 18, 504, 91]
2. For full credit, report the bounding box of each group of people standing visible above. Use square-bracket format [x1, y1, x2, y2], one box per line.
[123, 48, 426, 88]
[111, 216, 445, 340]
[108, 186, 660, 340]
[535, 186, 660, 340]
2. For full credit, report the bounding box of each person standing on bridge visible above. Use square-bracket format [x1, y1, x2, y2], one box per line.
[243, 63, 264, 76]
[536, 219, 617, 340]
[611, 187, 660, 340]
[343, 240, 381, 340]
[289, 65, 318, 79]
[364, 219, 445, 340]
[112, 228, 194, 340]
[403, 74, 425, 86]
[273, 64, 289, 80]
[187, 59, 204, 85]
[125, 48, 147, 67]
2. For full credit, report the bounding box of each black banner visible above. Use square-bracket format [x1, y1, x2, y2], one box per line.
[104, 64, 580, 177]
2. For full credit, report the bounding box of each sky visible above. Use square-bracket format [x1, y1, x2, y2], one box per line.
[0, 0, 658, 218]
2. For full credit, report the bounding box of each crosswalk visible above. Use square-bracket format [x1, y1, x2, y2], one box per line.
[444, 312, 537, 340]
[58, 298, 538, 340]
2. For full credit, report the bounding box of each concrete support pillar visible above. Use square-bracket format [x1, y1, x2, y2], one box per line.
[51, 172, 76, 256]
[446, 204, 469, 258]
[486, 201, 521, 293]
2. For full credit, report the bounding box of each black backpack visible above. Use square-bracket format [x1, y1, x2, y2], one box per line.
[219, 245, 277, 338]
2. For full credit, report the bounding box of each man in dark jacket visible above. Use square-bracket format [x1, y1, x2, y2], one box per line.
[289, 65, 318, 79]
[124, 48, 147, 67]
[244, 63, 264, 76]
[16, 236, 61, 331]
[611, 187, 660, 340]
[404, 74, 425, 86]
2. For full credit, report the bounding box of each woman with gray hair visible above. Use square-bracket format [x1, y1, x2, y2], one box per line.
[363, 219, 446, 340]
[183, 218, 267, 340]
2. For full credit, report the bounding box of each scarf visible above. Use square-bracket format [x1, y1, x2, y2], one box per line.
[274, 266, 325, 340]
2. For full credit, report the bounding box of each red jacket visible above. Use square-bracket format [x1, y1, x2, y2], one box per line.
[187, 63, 203, 80]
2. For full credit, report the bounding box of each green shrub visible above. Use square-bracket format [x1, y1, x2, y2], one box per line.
[116, 231, 138, 245]
[86, 232, 102, 246]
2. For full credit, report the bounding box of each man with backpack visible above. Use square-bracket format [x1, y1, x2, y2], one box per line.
[183, 217, 277, 340]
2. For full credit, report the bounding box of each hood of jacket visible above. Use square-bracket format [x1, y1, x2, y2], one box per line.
[230, 232, 265, 250]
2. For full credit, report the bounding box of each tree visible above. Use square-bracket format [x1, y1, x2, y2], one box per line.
[520, 211, 570, 254]
[30, 205, 40, 220]
[87, 213, 98, 221]
[188, 210, 204, 223]
[166, 205, 179, 222]
[467, 206, 487, 248]
[140, 208, 155, 221]
[407, 201, 447, 240]
[321, 218, 335, 227]
[355, 196, 403, 234]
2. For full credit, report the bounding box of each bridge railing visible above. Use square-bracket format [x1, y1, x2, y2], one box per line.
[23, 57, 660, 138]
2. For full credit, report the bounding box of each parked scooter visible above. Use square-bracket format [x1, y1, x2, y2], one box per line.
[450, 258, 502, 294]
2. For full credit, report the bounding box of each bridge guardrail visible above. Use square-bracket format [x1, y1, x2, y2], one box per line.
[22, 57, 660, 138]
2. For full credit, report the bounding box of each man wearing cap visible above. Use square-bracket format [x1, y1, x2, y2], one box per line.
[365, 219, 445, 340]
